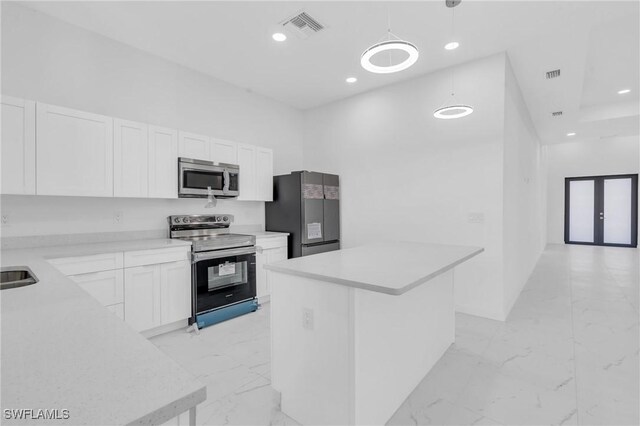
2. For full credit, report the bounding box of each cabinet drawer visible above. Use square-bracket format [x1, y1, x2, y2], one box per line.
[256, 236, 288, 250]
[69, 269, 124, 306]
[106, 303, 125, 320]
[49, 252, 123, 275]
[124, 247, 190, 268]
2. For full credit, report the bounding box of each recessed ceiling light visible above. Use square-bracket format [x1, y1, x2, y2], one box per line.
[618, 89, 631, 94]
[444, 41, 459, 50]
[567, 132, 576, 136]
[272, 32, 287, 42]
[346, 77, 358, 84]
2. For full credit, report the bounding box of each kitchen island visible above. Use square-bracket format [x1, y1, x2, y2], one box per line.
[265, 241, 483, 426]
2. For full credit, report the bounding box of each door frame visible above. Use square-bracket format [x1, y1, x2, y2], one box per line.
[564, 174, 638, 248]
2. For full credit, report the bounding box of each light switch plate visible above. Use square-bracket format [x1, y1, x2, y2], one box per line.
[468, 212, 485, 224]
[302, 308, 314, 330]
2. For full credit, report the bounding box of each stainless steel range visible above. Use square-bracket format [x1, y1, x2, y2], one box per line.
[168, 214, 258, 330]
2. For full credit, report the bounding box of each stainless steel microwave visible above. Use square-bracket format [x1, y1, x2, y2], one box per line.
[178, 157, 239, 198]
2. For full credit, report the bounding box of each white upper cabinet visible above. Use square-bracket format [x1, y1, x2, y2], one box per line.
[237, 143, 257, 201]
[148, 126, 178, 199]
[211, 138, 238, 164]
[178, 131, 210, 161]
[1, 96, 36, 195]
[114, 119, 148, 198]
[36, 103, 114, 197]
[256, 147, 274, 201]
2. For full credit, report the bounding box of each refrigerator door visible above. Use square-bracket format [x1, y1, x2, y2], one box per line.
[301, 172, 325, 244]
[323, 173, 340, 243]
[301, 242, 341, 257]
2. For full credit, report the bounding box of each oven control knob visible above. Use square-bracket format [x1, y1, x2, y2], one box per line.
[183, 218, 190, 223]
[223, 216, 228, 222]
[216, 216, 222, 221]
[174, 218, 180, 223]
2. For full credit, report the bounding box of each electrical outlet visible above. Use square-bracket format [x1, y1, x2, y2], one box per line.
[114, 212, 123, 224]
[468, 212, 485, 224]
[1, 214, 8, 225]
[302, 308, 314, 330]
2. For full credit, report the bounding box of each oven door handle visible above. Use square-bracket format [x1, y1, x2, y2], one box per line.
[192, 246, 256, 263]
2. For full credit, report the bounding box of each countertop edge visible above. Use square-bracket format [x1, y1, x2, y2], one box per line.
[265, 246, 485, 295]
[126, 385, 207, 426]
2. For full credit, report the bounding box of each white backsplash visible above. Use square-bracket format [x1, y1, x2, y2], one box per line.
[0, 195, 265, 239]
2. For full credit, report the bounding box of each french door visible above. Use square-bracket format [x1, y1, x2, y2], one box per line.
[565, 174, 638, 247]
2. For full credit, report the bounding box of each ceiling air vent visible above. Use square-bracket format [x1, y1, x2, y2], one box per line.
[281, 11, 325, 39]
[551, 111, 563, 117]
[546, 69, 561, 79]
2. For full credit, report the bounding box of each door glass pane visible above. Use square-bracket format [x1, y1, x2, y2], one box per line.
[207, 260, 248, 291]
[603, 178, 632, 245]
[569, 180, 595, 242]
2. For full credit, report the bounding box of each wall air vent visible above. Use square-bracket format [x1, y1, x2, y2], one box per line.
[281, 11, 325, 39]
[551, 111, 563, 117]
[546, 69, 561, 79]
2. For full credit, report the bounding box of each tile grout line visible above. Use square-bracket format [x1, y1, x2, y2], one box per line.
[566, 255, 580, 426]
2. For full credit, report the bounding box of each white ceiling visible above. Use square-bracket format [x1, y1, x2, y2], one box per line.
[20, 1, 640, 145]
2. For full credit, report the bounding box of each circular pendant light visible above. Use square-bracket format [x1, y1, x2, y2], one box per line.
[433, 104, 473, 119]
[361, 39, 419, 74]
[433, 0, 473, 120]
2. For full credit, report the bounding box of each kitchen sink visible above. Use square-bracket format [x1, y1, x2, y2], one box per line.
[0, 267, 39, 290]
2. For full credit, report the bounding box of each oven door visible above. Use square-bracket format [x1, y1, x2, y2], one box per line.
[178, 158, 239, 198]
[193, 246, 256, 315]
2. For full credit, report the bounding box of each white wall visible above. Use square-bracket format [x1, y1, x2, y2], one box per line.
[0, 3, 304, 237]
[303, 54, 508, 320]
[546, 136, 639, 244]
[502, 58, 546, 316]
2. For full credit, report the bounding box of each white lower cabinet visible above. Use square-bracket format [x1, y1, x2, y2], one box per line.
[69, 269, 124, 307]
[256, 236, 288, 301]
[124, 259, 191, 332]
[50, 247, 191, 334]
[106, 303, 125, 320]
[124, 264, 161, 332]
[159, 260, 192, 325]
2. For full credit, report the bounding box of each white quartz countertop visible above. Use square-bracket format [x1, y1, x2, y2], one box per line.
[0, 239, 205, 425]
[265, 242, 483, 295]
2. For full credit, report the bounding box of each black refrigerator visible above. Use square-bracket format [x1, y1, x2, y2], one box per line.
[265, 171, 340, 258]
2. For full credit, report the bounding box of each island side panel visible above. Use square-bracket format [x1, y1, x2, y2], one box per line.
[353, 270, 455, 425]
[270, 271, 355, 425]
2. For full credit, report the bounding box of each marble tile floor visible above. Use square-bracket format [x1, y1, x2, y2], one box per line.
[150, 244, 639, 425]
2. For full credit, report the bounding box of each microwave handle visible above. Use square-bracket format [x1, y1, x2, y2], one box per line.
[223, 170, 230, 194]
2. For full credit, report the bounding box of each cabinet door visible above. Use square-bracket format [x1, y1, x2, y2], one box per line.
[124, 265, 161, 332]
[255, 250, 268, 299]
[237, 143, 256, 201]
[159, 260, 191, 325]
[36, 103, 113, 197]
[69, 269, 124, 307]
[148, 126, 178, 199]
[114, 119, 148, 198]
[1, 96, 35, 195]
[211, 138, 238, 164]
[106, 303, 125, 321]
[256, 147, 274, 202]
[178, 131, 210, 161]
